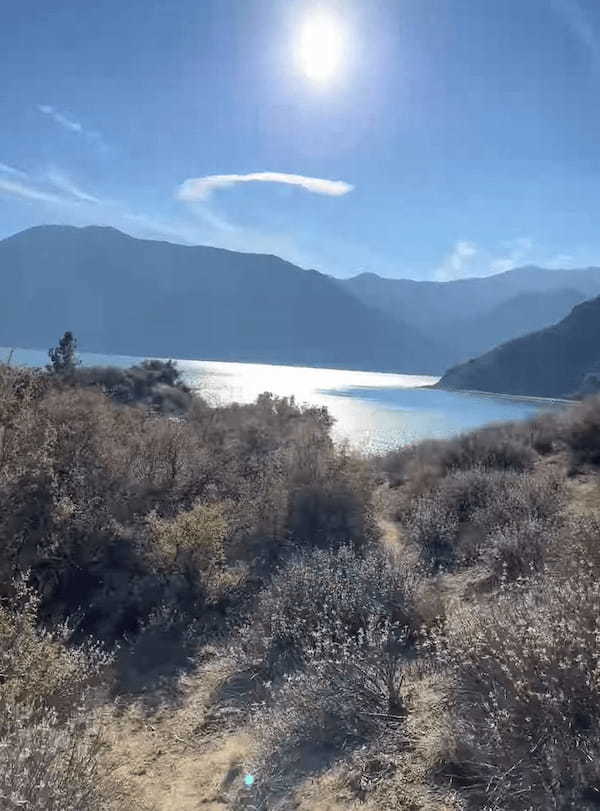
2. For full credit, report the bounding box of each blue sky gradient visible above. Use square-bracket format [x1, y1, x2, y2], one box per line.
[3, 0, 600, 278]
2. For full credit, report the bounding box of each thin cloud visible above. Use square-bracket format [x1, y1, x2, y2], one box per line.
[0, 162, 28, 178]
[37, 104, 83, 133]
[435, 237, 541, 281]
[0, 169, 101, 208]
[435, 240, 478, 281]
[0, 177, 66, 205]
[178, 171, 354, 201]
[45, 169, 101, 204]
[37, 105, 107, 152]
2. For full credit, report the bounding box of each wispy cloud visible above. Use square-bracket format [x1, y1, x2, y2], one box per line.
[0, 168, 101, 208]
[44, 168, 101, 204]
[178, 171, 354, 201]
[0, 177, 66, 206]
[37, 104, 107, 152]
[37, 104, 84, 133]
[435, 240, 478, 281]
[0, 162, 28, 179]
[0, 164, 312, 264]
[435, 237, 537, 281]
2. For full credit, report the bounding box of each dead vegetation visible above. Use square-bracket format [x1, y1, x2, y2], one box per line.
[3, 351, 600, 809]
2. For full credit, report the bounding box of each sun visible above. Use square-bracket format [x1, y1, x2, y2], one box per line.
[297, 11, 345, 83]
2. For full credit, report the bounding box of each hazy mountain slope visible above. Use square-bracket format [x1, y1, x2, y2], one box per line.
[341, 266, 600, 328]
[450, 287, 587, 360]
[340, 268, 600, 365]
[438, 295, 600, 398]
[0, 225, 443, 374]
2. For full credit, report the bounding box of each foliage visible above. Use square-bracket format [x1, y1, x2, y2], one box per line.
[0, 703, 114, 811]
[0, 364, 375, 640]
[0, 580, 116, 810]
[237, 545, 418, 680]
[70, 359, 193, 414]
[567, 394, 600, 466]
[47, 331, 79, 376]
[6, 346, 600, 809]
[426, 574, 600, 809]
[402, 466, 563, 571]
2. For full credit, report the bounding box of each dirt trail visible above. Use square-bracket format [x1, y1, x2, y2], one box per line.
[109, 659, 256, 810]
[378, 518, 403, 555]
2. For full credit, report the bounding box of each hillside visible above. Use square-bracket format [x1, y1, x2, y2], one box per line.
[438, 295, 600, 397]
[5, 357, 600, 810]
[450, 287, 587, 358]
[340, 267, 600, 365]
[0, 225, 442, 374]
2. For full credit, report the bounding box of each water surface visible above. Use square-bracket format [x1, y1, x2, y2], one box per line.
[3, 347, 562, 453]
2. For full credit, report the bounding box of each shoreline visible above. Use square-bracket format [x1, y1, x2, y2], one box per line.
[426, 384, 575, 407]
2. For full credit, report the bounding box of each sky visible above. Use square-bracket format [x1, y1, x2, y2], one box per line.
[3, 0, 600, 280]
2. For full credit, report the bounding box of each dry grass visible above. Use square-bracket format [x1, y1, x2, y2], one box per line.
[5, 358, 600, 809]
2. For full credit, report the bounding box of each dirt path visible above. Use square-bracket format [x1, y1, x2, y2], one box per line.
[108, 658, 257, 810]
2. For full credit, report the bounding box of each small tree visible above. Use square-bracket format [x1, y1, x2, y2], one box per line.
[48, 331, 79, 376]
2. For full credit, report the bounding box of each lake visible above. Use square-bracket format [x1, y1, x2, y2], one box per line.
[3, 347, 564, 454]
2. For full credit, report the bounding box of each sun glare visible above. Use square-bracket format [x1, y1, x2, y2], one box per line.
[297, 11, 345, 83]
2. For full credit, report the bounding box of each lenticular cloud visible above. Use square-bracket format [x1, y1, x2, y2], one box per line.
[177, 171, 353, 201]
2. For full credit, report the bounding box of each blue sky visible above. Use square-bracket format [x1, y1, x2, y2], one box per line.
[3, 0, 600, 279]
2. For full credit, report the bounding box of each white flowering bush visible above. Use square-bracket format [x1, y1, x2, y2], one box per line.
[404, 467, 564, 572]
[426, 573, 600, 809]
[237, 545, 419, 679]
[0, 580, 116, 809]
[0, 703, 112, 810]
[246, 618, 410, 808]
[0, 579, 111, 713]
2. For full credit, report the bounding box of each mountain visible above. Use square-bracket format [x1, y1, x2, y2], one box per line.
[437, 295, 600, 398]
[0, 225, 442, 374]
[449, 287, 588, 359]
[340, 268, 600, 366]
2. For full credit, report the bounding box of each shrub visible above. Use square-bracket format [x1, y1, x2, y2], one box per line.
[0, 580, 116, 810]
[286, 442, 379, 551]
[145, 501, 238, 609]
[70, 359, 193, 414]
[0, 369, 369, 640]
[236, 545, 418, 680]
[380, 424, 537, 498]
[403, 467, 564, 571]
[482, 517, 555, 584]
[567, 395, 600, 466]
[0, 578, 111, 714]
[513, 410, 567, 456]
[0, 703, 115, 811]
[248, 618, 408, 807]
[427, 574, 600, 809]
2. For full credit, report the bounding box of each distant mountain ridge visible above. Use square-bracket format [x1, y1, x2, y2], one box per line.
[0, 225, 441, 374]
[339, 267, 600, 364]
[437, 295, 600, 398]
[3, 224, 600, 376]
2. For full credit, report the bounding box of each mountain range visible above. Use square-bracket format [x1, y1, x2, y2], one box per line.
[2, 224, 600, 376]
[438, 295, 600, 398]
[0, 225, 437, 374]
[339, 268, 600, 362]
